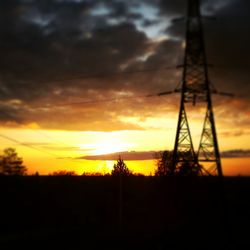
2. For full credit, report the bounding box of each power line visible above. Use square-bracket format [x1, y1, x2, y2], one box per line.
[61, 65, 177, 80]
[0, 108, 76, 151]
[31, 83, 234, 109]
[56, 94, 150, 107]
[16, 65, 178, 85]
[0, 133, 60, 158]
[0, 133, 84, 164]
[37, 90, 177, 108]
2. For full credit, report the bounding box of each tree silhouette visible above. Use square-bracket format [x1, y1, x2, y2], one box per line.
[111, 155, 132, 176]
[155, 150, 202, 176]
[0, 148, 27, 175]
[178, 160, 202, 176]
[154, 151, 173, 176]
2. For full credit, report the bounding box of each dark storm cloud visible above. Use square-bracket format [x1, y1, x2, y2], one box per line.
[0, 0, 149, 101]
[0, 0, 249, 130]
[0, 1, 136, 74]
[106, 1, 142, 20]
[205, 0, 250, 93]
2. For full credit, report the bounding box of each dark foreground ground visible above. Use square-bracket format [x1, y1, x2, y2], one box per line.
[0, 176, 249, 249]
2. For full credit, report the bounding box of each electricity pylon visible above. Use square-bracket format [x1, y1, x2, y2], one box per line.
[171, 0, 223, 176]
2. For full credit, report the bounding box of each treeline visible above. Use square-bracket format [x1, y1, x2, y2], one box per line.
[0, 147, 204, 177]
[0, 148, 143, 176]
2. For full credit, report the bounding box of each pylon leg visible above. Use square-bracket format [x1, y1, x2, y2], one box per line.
[172, 102, 197, 175]
[198, 104, 223, 176]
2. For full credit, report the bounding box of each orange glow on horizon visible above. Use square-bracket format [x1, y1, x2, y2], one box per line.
[22, 157, 250, 176]
[0, 121, 249, 176]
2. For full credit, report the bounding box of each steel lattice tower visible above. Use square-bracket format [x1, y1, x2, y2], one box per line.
[171, 0, 223, 176]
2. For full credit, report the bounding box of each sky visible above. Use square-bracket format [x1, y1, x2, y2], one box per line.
[0, 0, 250, 175]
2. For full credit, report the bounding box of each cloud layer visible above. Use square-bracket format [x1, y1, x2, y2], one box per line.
[0, 0, 249, 131]
[77, 149, 250, 161]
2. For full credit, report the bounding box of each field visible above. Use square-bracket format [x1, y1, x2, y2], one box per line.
[0, 176, 249, 249]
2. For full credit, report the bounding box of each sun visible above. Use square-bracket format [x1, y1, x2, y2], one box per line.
[79, 139, 133, 156]
[92, 140, 130, 155]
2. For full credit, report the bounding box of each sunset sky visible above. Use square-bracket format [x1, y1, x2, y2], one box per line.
[0, 0, 250, 175]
